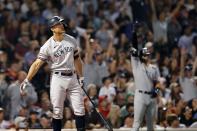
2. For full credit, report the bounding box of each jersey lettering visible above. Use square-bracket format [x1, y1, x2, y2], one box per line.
[54, 47, 73, 58]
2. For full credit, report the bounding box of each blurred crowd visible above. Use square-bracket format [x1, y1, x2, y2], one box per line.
[0, 0, 197, 130]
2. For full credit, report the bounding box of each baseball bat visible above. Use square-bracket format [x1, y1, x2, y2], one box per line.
[81, 85, 113, 131]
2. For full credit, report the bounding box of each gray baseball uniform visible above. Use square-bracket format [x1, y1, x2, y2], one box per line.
[38, 34, 85, 119]
[131, 56, 160, 131]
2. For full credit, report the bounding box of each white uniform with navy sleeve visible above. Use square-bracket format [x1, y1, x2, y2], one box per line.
[38, 34, 85, 119]
[131, 56, 160, 131]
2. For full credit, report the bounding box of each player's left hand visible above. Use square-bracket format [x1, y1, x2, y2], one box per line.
[20, 79, 30, 96]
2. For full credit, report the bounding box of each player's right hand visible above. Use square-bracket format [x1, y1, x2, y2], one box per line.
[20, 79, 30, 95]
[79, 77, 84, 87]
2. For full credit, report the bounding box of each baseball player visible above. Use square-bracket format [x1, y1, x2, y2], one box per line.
[20, 16, 86, 131]
[130, 23, 160, 131]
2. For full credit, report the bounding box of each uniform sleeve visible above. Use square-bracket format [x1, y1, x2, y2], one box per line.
[37, 46, 49, 61]
[131, 56, 139, 71]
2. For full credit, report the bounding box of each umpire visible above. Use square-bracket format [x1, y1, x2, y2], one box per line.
[130, 22, 160, 131]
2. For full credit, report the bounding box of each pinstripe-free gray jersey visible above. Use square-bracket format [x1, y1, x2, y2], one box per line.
[131, 56, 160, 91]
[38, 34, 78, 71]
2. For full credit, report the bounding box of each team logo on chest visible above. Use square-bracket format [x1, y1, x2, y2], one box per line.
[54, 46, 73, 58]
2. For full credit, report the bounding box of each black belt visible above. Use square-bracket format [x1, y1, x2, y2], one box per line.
[138, 90, 151, 95]
[54, 71, 73, 76]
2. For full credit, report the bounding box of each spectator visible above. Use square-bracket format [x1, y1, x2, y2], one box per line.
[63, 120, 75, 129]
[28, 110, 41, 129]
[14, 32, 30, 61]
[39, 114, 51, 129]
[37, 98, 52, 118]
[6, 59, 23, 83]
[0, 51, 8, 69]
[99, 76, 116, 103]
[169, 82, 183, 103]
[158, 77, 171, 104]
[5, 71, 37, 120]
[192, 36, 197, 60]
[167, 16, 182, 48]
[120, 114, 134, 129]
[120, 103, 134, 122]
[173, 99, 186, 118]
[110, 49, 132, 74]
[62, 107, 75, 129]
[151, 0, 183, 44]
[190, 98, 197, 121]
[42, 1, 54, 20]
[86, 83, 98, 107]
[95, 20, 112, 49]
[108, 105, 121, 128]
[114, 71, 129, 107]
[24, 40, 40, 71]
[0, 107, 11, 129]
[60, 0, 77, 20]
[180, 106, 195, 127]
[179, 48, 197, 102]
[166, 114, 185, 128]
[0, 67, 8, 107]
[98, 96, 111, 119]
[84, 97, 102, 129]
[14, 106, 28, 129]
[83, 35, 109, 87]
[178, 24, 197, 55]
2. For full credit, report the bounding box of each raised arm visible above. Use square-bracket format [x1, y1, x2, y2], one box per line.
[180, 48, 187, 78]
[130, 22, 140, 72]
[193, 57, 197, 76]
[130, 22, 139, 57]
[169, 0, 184, 19]
[106, 39, 113, 58]
[149, 0, 157, 21]
[84, 33, 94, 64]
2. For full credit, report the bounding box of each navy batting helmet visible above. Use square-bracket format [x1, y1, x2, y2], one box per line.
[140, 47, 150, 56]
[48, 16, 67, 29]
[185, 64, 193, 71]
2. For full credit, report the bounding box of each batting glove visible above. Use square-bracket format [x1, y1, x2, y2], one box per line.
[20, 79, 30, 95]
[79, 77, 84, 87]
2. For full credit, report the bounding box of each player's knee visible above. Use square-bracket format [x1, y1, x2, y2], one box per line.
[53, 108, 63, 119]
[73, 107, 85, 116]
